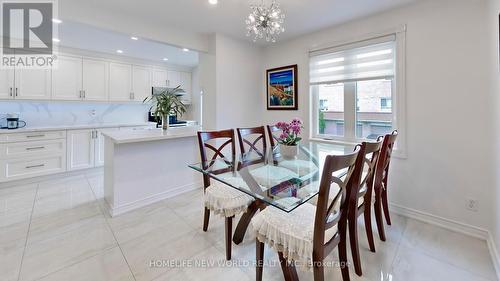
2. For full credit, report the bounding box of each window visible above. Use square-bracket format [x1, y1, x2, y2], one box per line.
[310, 31, 406, 156]
[380, 97, 392, 110]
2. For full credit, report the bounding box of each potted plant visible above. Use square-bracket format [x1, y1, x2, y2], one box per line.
[143, 86, 187, 130]
[275, 118, 303, 158]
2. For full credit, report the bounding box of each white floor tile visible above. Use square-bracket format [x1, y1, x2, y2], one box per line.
[121, 228, 215, 281]
[19, 216, 117, 281]
[400, 219, 497, 280]
[391, 244, 494, 281]
[36, 247, 134, 281]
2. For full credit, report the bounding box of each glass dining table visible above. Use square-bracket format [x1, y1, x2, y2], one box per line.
[188, 140, 355, 244]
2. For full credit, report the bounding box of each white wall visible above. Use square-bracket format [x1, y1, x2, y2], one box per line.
[214, 34, 264, 129]
[487, 0, 500, 263]
[261, 0, 495, 231]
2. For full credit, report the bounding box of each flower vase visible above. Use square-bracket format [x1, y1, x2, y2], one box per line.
[280, 144, 299, 159]
[161, 115, 170, 130]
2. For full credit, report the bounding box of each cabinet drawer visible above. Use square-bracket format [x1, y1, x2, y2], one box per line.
[0, 130, 66, 143]
[0, 155, 66, 181]
[0, 139, 66, 159]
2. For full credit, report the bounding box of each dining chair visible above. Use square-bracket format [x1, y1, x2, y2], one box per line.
[347, 140, 382, 276]
[251, 148, 361, 281]
[197, 129, 254, 260]
[236, 126, 267, 162]
[373, 130, 398, 242]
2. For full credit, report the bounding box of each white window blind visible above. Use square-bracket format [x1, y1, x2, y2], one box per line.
[309, 35, 396, 85]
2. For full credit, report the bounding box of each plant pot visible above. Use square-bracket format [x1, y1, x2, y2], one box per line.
[280, 144, 299, 159]
[161, 115, 170, 130]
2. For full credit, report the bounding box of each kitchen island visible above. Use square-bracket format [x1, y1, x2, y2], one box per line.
[102, 126, 201, 216]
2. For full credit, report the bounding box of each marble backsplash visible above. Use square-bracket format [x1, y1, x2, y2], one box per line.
[0, 101, 150, 127]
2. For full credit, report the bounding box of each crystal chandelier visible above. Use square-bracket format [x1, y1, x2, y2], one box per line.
[245, 0, 285, 43]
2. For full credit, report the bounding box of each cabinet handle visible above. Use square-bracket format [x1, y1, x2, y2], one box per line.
[26, 134, 45, 138]
[130, 92, 134, 100]
[25, 164, 45, 169]
[83, 90, 86, 99]
[9, 87, 12, 97]
[79, 90, 82, 99]
[26, 146, 45, 151]
[15, 88, 18, 97]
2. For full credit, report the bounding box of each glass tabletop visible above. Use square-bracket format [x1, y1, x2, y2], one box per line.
[188, 141, 355, 212]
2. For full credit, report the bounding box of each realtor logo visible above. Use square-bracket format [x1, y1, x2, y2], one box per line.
[1, 0, 58, 69]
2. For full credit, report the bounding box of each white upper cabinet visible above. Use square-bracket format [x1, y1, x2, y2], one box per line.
[83, 58, 109, 101]
[0, 69, 15, 99]
[52, 55, 83, 101]
[152, 69, 168, 87]
[15, 69, 51, 100]
[167, 70, 181, 88]
[0, 52, 192, 103]
[109, 62, 132, 101]
[132, 65, 151, 102]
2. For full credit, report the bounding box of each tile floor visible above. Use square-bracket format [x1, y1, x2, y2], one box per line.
[0, 169, 497, 281]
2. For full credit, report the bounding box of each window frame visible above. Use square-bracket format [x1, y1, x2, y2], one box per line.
[309, 27, 407, 158]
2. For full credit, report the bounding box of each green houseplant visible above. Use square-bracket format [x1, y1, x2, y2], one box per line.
[143, 86, 187, 130]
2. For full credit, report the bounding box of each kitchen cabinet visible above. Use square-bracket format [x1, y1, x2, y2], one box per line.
[52, 55, 83, 100]
[132, 65, 151, 101]
[95, 127, 119, 166]
[15, 69, 51, 100]
[109, 62, 133, 101]
[0, 67, 50, 100]
[0, 130, 66, 182]
[167, 70, 181, 88]
[83, 58, 109, 101]
[152, 69, 168, 87]
[67, 129, 95, 171]
[0, 69, 15, 99]
[180, 72, 192, 104]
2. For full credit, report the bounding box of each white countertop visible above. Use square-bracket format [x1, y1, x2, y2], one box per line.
[0, 122, 156, 134]
[102, 126, 200, 144]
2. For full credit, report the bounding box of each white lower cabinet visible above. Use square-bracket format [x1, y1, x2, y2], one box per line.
[95, 128, 119, 166]
[0, 131, 66, 182]
[66, 129, 95, 171]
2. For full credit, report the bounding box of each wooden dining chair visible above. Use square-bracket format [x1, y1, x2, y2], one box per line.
[373, 130, 398, 242]
[251, 148, 361, 281]
[237, 126, 267, 162]
[347, 140, 382, 276]
[197, 129, 254, 260]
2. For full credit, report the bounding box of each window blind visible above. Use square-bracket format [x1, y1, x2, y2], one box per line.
[309, 35, 396, 85]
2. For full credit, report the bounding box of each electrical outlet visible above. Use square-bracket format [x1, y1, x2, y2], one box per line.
[466, 199, 479, 212]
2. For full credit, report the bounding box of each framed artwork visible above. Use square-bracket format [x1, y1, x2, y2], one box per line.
[266, 64, 298, 110]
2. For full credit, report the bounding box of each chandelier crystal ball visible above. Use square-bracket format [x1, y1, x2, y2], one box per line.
[245, 0, 285, 43]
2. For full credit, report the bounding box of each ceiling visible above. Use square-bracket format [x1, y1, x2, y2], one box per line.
[58, 21, 199, 67]
[59, 0, 417, 44]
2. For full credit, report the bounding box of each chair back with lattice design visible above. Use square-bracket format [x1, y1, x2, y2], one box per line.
[197, 129, 236, 189]
[313, 148, 360, 257]
[266, 124, 281, 151]
[237, 126, 267, 157]
[374, 130, 398, 191]
[351, 140, 383, 210]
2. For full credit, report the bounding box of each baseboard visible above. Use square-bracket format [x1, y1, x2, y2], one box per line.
[104, 181, 202, 217]
[390, 203, 500, 280]
[389, 203, 489, 240]
[487, 232, 500, 280]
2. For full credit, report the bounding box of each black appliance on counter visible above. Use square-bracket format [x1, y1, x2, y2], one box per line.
[148, 112, 187, 128]
[1, 113, 27, 129]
